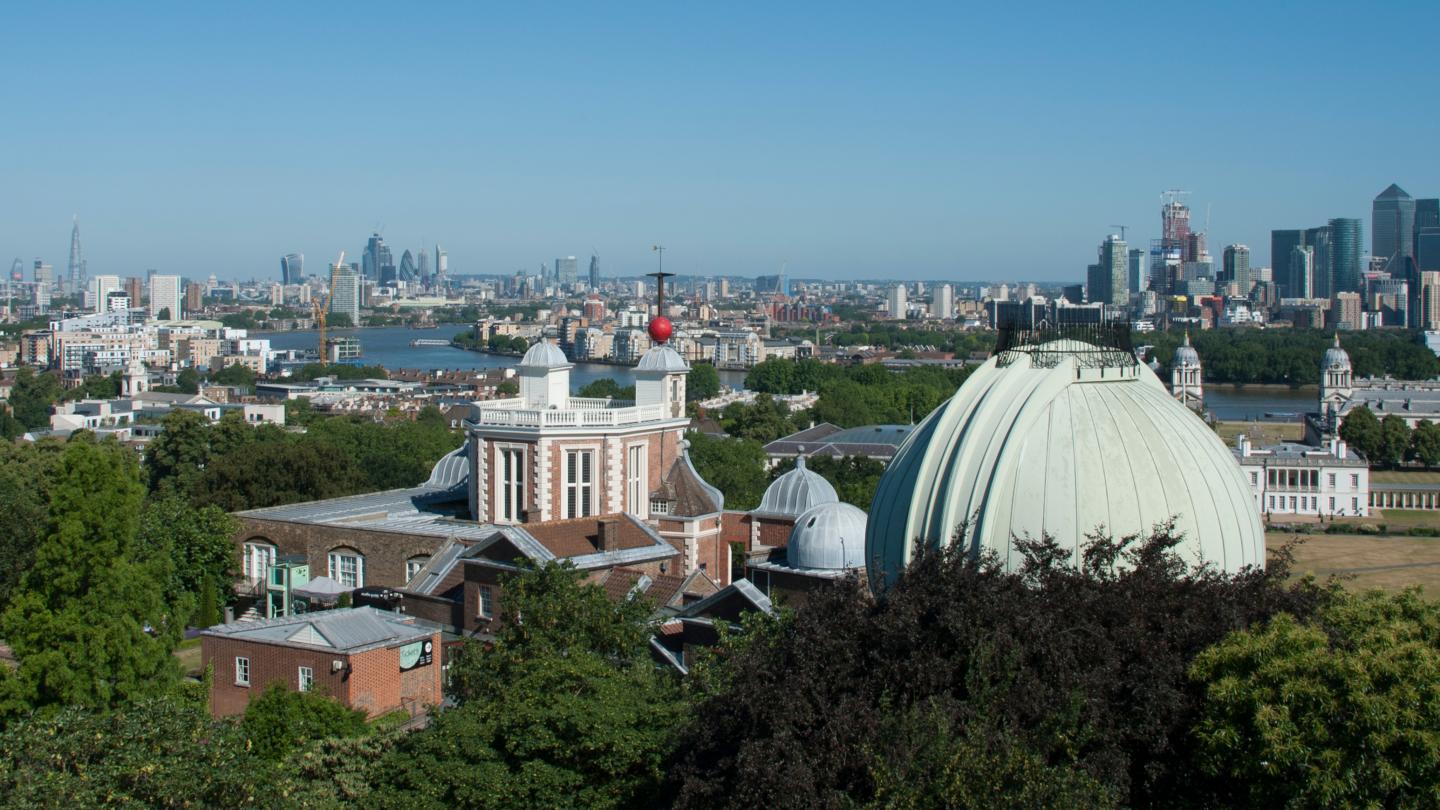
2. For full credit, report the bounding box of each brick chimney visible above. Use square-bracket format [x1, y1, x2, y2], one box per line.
[599, 517, 620, 552]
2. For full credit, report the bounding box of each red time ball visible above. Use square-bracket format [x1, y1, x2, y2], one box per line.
[648, 316, 673, 344]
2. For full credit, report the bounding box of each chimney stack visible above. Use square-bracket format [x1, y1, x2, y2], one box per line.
[599, 517, 620, 552]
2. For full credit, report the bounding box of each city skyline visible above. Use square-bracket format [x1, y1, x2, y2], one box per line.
[4, 3, 1439, 280]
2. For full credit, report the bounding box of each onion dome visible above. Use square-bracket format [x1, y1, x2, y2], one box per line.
[1324, 334, 1352, 371]
[788, 501, 868, 570]
[1174, 332, 1200, 367]
[519, 338, 570, 369]
[865, 338, 1264, 589]
[755, 456, 838, 518]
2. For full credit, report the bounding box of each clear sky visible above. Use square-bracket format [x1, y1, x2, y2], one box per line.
[4, 1, 1439, 282]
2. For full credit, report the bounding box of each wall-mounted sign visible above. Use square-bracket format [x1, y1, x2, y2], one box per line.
[399, 639, 434, 671]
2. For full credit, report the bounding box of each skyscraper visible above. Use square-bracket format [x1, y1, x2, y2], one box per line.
[1415, 199, 1440, 274]
[1373, 183, 1416, 265]
[555, 257, 578, 287]
[887, 284, 907, 319]
[1290, 246, 1315, 299]
[417, 249, 431, 285]
[281, 253, 304, 285]
[330, 262, 361, 325]
[398, 250, 417, 283]
[1327, 218, 1363, 295]
[363, 234, 391, 282]
[1128, 248, 1146, 294]
[87, 275, 121, 312]
[1089, 234, 1128, 306]
[589, 254, 601, 289]
[1222, 244, 1251, 294]
[67, 217, 85, 293]
[184, 282, 204, 314]
[434, 245, 447, 281]
[150, 275, 182, 321]
[1162, 192, 1192, 259]
[1270, 229, 1305, 298]
[124, 276, 143, 309]
[933, 284, 954, 319]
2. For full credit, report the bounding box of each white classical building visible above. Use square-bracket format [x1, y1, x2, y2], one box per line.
[1233, 434, 1370, 518]
[1312, 334, 1440, 442]
[865, 333, 1266, 588]
[1170, 333, 1203, 411]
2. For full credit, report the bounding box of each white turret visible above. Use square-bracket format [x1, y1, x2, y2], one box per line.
[1170, 332, 1203, 411]
[518, 339, 571, 409]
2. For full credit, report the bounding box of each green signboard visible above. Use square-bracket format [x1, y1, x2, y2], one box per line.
[399, 639, 434, 671]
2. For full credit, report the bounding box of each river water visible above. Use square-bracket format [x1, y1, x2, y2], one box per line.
[264, 326, 1312, 420]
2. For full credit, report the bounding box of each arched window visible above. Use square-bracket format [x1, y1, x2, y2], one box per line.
[406, 556, 430, 585]
[243, 540, 277, 582]
[327, 547, 365, 589]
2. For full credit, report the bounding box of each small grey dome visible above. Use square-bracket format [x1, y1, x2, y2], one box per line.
[1174, 333, 1200, 367]
[1324, 334, 1351, 371]
[756, 456, 838, 518]
[520, 339, 570, 369]
[636, 345, 689, 374]
[789, 501, 868, 570]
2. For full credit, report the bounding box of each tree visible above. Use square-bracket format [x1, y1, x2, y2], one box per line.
[577, 377, 636, 400]
[157, 306, 172, 320]
[327, 312, 354, 328]
[191, 439, 367, 512]
[136, 495, 238, 623]
[175, 366, 201, 394]
[1379, 413, 1411, 468]
[1190, 589, 1440, 808]
[772, 454, 886, 508]
[1411, 420, 1440, 468]
[720, 395, 800, 444]
[1339, 405, 1381, 462]
[687, 362, 722, 401]
[240, 683, 369, 762]
[6, 368, 62, 429]
[370, 562, 681, 809]
[211, 362, 256, 389]
[0, 698, 268, 807]
[0, 439, 183, 718]
[496, 379, 519, 396]
[685, 431, 770, 511]
[0, 441, 63, 612]
[145, 409, 213, 495]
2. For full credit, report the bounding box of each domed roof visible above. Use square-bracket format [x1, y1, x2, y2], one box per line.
[636, 344, 689, 374]
[1324, 334, 1351, 371]
[756, 456, 838, 518]
[788, 502, 868, 570]
[865, 344, 1264, 589]
[1174, 333, 1200, 367]
[519, 339, 570, 369]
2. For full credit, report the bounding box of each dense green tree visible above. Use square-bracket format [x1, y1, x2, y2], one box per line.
[156, 306, 173, 320]
[1146, 328, 1439, 385]
[211, 362, 257, 388]
[371, 562, 680, 809]
[1379, 413, 1412, 468]
[496, 378, 519, 396]
[0, 698, 269, 808]
[290, 363, 388, 382]
[1411, 419, 1440, 468]
[0, 441, 64, 611]
[175, 366, 201, 394]
[327, 312, 354, 328]
[136, 495, 238, 622]
[0, 409, 24, 440]
[241, 683, 370, 762]
[685, 430, 770, 510]
[1191, 589, 1440, 808]
[577, 377, 636, 400]
[7, 368, 63, 429]
[303, 413, 462, 492]
[721, 394, 801, 443]
[0, 439, 182, 718]
[59, 372, 121, 402]
[1339, 405, 1382, 462]
[191, 439, 367, 512]
[687, 362, 722, 400]
[145, 408, 214, 494]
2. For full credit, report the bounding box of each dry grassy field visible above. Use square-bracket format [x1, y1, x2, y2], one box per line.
[1214, 420, 1305, 446]
[1268, 531, 1440, 594]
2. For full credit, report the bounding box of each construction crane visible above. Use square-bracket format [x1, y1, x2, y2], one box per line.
[1110, 225, 1128, 240]
[313, 250, 344, 364]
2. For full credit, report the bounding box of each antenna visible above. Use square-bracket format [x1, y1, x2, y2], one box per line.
[1110, 225, 1128, 240]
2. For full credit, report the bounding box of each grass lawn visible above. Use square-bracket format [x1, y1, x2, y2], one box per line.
[1370, 470, 1440, 485]
[1268, 531, 1440, 594]
[1327, 509, 1440, 531]
[1214, 420, 1304, 446]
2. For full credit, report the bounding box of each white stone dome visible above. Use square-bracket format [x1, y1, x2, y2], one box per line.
[1324, 334, 1351, 370]
[756, 456, 838, 518]
[636, 344, 689, 374]
[865, 344, 1265, 588]
[1174, 333, 1200, 367]
[520, 339, 570, 369]
[789, 502, 868, 570]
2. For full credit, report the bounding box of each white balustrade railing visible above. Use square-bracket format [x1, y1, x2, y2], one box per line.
[470, 400, 668, 428]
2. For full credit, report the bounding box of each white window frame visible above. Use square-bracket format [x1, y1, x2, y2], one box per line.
[478, 584, 495, 619]
[328, 549, 365, 589]
[626, 442, 648, 518]
[298, 665, 314, 692]
[496, 445, 526, 524]
[564, 448, 596, 519]
[235, 656, 250, 686]
[243, 542, 277, 581]
[405, 557, 429, 585]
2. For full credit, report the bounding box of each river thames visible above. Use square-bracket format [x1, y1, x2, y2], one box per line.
[265, 326, 1313, 421]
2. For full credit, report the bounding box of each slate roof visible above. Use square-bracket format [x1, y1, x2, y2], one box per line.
[201, 607, 435, 654]
[763, 423, 914, 460]
[651, 450, 724, 517]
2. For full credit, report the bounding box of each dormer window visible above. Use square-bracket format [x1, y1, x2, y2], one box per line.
[650, 499, 671, 515]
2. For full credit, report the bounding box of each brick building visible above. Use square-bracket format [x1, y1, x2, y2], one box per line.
[202, 607, 442, 719]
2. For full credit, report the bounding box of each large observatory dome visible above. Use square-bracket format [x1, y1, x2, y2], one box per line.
[864, 332, 1265, 588]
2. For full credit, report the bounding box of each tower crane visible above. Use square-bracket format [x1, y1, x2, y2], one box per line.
[313, 250, 344, 364]
[1110, 225, 1128, 240]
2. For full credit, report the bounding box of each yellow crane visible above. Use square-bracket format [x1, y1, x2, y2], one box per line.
[312, 250, 344, 364]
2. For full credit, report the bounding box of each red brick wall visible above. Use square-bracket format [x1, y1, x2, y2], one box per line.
[235, 518, 442, 591]
[755, 517, 795, 549]
[201, 631, 443, 719]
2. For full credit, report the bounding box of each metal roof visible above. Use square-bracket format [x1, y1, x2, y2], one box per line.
[201, 607, 435, 653]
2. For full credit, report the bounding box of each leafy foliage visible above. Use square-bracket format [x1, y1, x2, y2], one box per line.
[6, 368, 63, 429]
[241, 683, 370, 762]
[770, 453, 886, 508]
[687, 362, 722, 400]
[136, 495, 238, 622]
[746, 357, 972, 428]
[576, 377, 636, 401]
[1191, 589, 1440, 808]
[1147, 328, 1439, 385]
[685, 430, 770, 510]
[0, 441, 64, 612]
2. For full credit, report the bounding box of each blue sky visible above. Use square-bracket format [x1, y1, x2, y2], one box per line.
[4, 1, 1439, 282]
